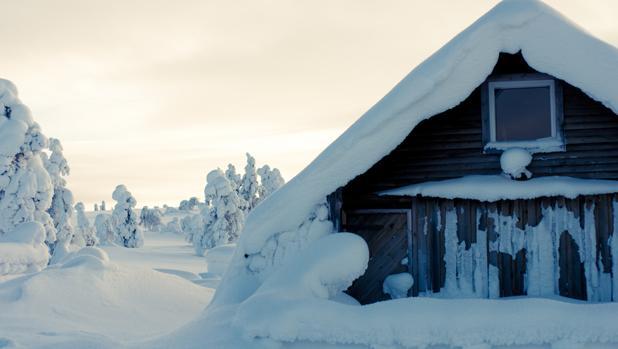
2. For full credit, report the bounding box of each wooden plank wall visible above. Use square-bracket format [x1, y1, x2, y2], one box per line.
[342, 194, 617, 304]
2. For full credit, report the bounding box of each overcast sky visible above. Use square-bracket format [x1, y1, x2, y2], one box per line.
[3, 0, 617, 208]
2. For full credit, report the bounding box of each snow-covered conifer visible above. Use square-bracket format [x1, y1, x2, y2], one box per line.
[44, 138, 76, 255]
[111, 185, 143, 248]
[100, 200, 106, 211]
[239, 153, 259, 211]
[257, 165, 285, 202]
[0, 79, 56, 248]
[94, 203, 99, 211]
[75, 202, 97, 246]
[192, 169, 244, 255]
[225, 163, 241, 192]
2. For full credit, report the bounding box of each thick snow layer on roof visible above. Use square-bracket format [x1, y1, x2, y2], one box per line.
[237, 0, 618, 257]
[380, 175, 618, 202]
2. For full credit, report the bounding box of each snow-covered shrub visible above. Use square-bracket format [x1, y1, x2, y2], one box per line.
[257, 165, 285, 202]
[75, 202, 97, 246]
[181, 213, 202, 243]
[111, 185, 143, 248]
[179, 197, 200, 211]
[192, 169, 244, 256]
[164, 217, 183, 234]
[239, 153, 259, 211]
[94, 213, 114, 245]
[139, 206, 163, 231]
[500, 147, 532, 180]
[0, 79, 56, 251]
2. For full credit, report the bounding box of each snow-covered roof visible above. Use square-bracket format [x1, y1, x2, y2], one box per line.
[239, 0, 618, 257]
[379, 175, 618, 202]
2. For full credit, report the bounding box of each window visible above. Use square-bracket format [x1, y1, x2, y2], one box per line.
[484, 78, 563, 152]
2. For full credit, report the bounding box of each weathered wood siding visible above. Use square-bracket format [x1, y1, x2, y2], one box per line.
[340, 52, 618, 210]
[343, 194, 617, 304]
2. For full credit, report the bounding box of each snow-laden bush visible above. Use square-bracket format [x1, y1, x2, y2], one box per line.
[94, 213, 114, 245]
[111, 185, 143, 248]
[191, 169, 244, 256]
[75, 202, 97, 246]
[179, 197, 199, 211]
[164, 217, 183, 234]
[239, 153, 259, 211]
[139, 206, 163, 231]
[257, 165, 284, 203]
[0, 79, 56, 251]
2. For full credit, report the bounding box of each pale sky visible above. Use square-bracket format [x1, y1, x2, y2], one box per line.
[2, 0, 617, 208]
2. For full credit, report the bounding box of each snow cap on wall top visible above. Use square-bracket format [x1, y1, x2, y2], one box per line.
[237, 0, 618, 256]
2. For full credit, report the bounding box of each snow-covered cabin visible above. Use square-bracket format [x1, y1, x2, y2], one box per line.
[225, 0, 618, 307]
[197, 1, 618, 347]
[324, 6, 618, 303]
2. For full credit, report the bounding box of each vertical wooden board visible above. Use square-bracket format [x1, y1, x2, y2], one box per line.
[439, 200, 447, 290]
[411, 199, 421, 296]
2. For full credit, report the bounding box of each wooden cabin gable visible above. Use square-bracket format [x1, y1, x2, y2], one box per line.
[332, 52, 618, 304]
[341, 52, 618, 210]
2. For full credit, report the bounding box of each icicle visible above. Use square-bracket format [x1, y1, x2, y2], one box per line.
[609, 200, 618, 302]
[583, 203, 600, 301]
[473, 211, 488, 298]
[526, 205, 556, 297]
[443, 208, 458, 296]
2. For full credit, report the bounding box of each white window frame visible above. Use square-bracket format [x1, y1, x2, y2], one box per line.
[485, 79, 563, 152]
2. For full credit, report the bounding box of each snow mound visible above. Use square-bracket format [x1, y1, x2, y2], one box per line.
[0, 222, 49, 275]
[234, 233, 369, 339]
[383, 272, 414, 300]
[0, 249, 214, 349]
[500, 147, 533, 179]
[205, 244, 236, 275]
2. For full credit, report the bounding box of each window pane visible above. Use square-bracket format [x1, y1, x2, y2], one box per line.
[494, 86, 552, 142]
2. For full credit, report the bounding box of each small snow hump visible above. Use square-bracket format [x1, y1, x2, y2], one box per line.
[500, 148, 532, 180]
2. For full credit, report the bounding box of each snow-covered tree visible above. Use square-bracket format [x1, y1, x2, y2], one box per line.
[94, 213, 114, 245]
[111, 185, 143, 248]
[179, 197, 199, 211]
[239, 153, 259, 211]
[0, 79, 56, 249]
[100, 200, 106, 211]
[44, 138, 76, 256]
[74, 202, 97, 246]
[94, 203, 99, 211]
[225, 163, 241, 192]
[139, 206, 163, 231]
[192, 169, 244, 256]
[257, 165, 285, 203]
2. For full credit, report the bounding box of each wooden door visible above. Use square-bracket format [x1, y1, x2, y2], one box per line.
[342, 209, 412, 304]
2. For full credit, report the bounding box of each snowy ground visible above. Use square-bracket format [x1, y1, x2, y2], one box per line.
[0, 224, 228, 349]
